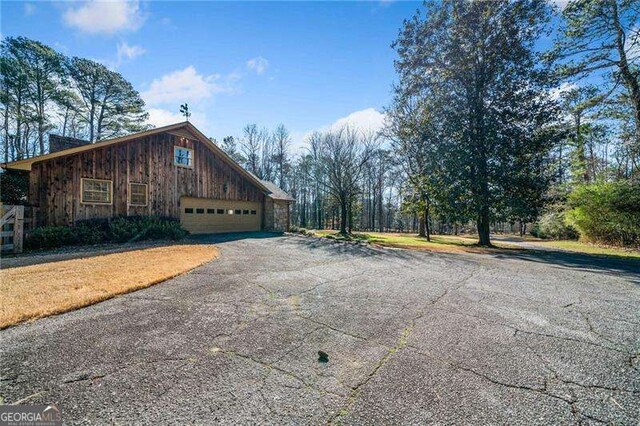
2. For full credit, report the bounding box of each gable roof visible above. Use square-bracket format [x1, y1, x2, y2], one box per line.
[1, 122, 270, 193]
[260, 180, 295, 201]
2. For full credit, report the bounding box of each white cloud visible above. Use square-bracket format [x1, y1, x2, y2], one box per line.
[246, 56, 269, 75]
[625, 25, 640, 61]
[547, 0, 569, 11]
[146, 108, 206, 128]
[549, 82, 578, 101]
[142, 66, 235, 106]
[63, 0, 145, 35]
[292, 108, 387, 153]
[327, 108, 386, 134]
[117, 42, 145, 61]
[24, 3, 36, 16]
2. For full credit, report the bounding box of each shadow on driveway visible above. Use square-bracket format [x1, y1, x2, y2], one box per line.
[489, 249, 640, 285]
[188, 231, 286, 243]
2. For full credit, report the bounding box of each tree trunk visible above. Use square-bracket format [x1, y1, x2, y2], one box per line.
[339, 201, 348, 235]
[89, 103, 95, 142]
[477, 208, 491, 246]
[62, 107, 69, 137]
[38, 118, 44, 155]
[3, 103, 9, 163]
[378, 188, 384, 233]
[424, 204, 431, 242]
[612, 0, 640, 148]
[418, 214, 426, 237]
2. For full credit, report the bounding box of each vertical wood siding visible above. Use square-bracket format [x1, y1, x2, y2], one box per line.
[29, 133, 265, 226]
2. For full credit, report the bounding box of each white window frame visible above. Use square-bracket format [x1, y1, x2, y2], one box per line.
[128, 182, 148, 207]
[80, 178, 113, 205]
[174, 146, 194, 168]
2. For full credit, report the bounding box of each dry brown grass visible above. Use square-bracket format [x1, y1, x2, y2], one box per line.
[0, 244, 219, 329]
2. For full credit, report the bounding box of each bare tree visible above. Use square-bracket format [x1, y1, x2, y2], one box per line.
[311, 127, 378, 235]
[260, 129, 275, 181]
[272, 124, 291, 189]
[240, 124, 261, 176]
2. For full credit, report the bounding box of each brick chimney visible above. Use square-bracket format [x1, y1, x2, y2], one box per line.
[48, 134, 91, 153]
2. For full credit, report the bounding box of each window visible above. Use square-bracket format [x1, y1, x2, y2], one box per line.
[196, 208, 204, 214]
[227, 209, 234, 215]
[217, 209, 224, 214]
[129, 183, 147, 206]
[185, 208, 194, 214]
[81, 178, 112, 204]
[234, 209, 241, 215]
[174, 146, 193, 168]
[250, 210, 257, 215]
[243, 210, 249, 215]
[207, 209, 215, 214]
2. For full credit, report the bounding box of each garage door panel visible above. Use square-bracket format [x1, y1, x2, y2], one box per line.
[180, 197, 261, 234]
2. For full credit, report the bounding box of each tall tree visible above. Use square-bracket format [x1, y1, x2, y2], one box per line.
[311, 127, 376, 235]
[385, 93, 444, 239]
[260, 130, 275, 182]
[2, 37, 65, 155]
[67, 57, 148, 142]
[560, 86, 604, 183]
[240, 124, 261, 176]
[0, 54, 30, 160]
[551, 0, 640, 151]
[221, 136, 245, 164]
[272, 124, 291, 189]
[393, 0, 557, 245]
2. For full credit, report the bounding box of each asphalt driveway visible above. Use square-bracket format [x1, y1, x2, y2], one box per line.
[1, 234, 639, 424]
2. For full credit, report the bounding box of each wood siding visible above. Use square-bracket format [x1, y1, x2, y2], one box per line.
[29, 132, 265, 226]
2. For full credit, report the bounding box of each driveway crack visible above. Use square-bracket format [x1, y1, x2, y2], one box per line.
[327, 267, 479, 424]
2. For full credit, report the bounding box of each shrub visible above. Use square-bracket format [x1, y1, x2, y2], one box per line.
[73, 221, 107, 245]
[26, 216, 188, 250]
[108, 217, 147, 242]
[566, 181, 640, 247]
[108, 216, 188, 242]
[26, 226, 76, 250]
[530, 209, 579, 240]
[289, 226, 308, 235]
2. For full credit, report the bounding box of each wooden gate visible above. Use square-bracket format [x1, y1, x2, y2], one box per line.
[1, 205, 36, 254]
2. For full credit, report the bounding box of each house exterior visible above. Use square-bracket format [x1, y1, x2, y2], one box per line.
[1, 122, 293, 234]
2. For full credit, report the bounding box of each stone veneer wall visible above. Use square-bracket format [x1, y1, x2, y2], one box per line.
[264, 198, 290, 232]
[264, 198, 275, 231]
[273, 200, 290, 232]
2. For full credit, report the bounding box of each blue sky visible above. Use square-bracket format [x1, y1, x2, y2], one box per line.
[1, 0, 432, 149]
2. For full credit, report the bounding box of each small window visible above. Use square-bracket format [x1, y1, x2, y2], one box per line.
[227, 209, 234, 215]
[243, 210, 249, 215]
[207, 209, 215, 214]
[81, 178, 112, 204]
[129, 183, 147, 206]
[234, 209, 241, 215]
[217, 209, 224, 214]
[196, 208, 204, 214]
[185, 208, 194, 214]
[174, 146, 193, 168]
[250, 210, 257, 215]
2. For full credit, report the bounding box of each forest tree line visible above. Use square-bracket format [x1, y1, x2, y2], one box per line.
[2, 0, 639, 247]
[1, 36, 148, 162]
[224, 0, 639, 247]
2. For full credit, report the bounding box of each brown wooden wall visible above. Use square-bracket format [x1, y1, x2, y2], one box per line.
[29, 132, 265, 226]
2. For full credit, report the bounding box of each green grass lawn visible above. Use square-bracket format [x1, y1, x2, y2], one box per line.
[534, 239, 640, 260]
[310, 230, 519, 253]
[309, 230, 640, 260]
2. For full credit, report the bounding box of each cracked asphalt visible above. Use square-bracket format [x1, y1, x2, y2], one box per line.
[1, 233, 639, 424]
